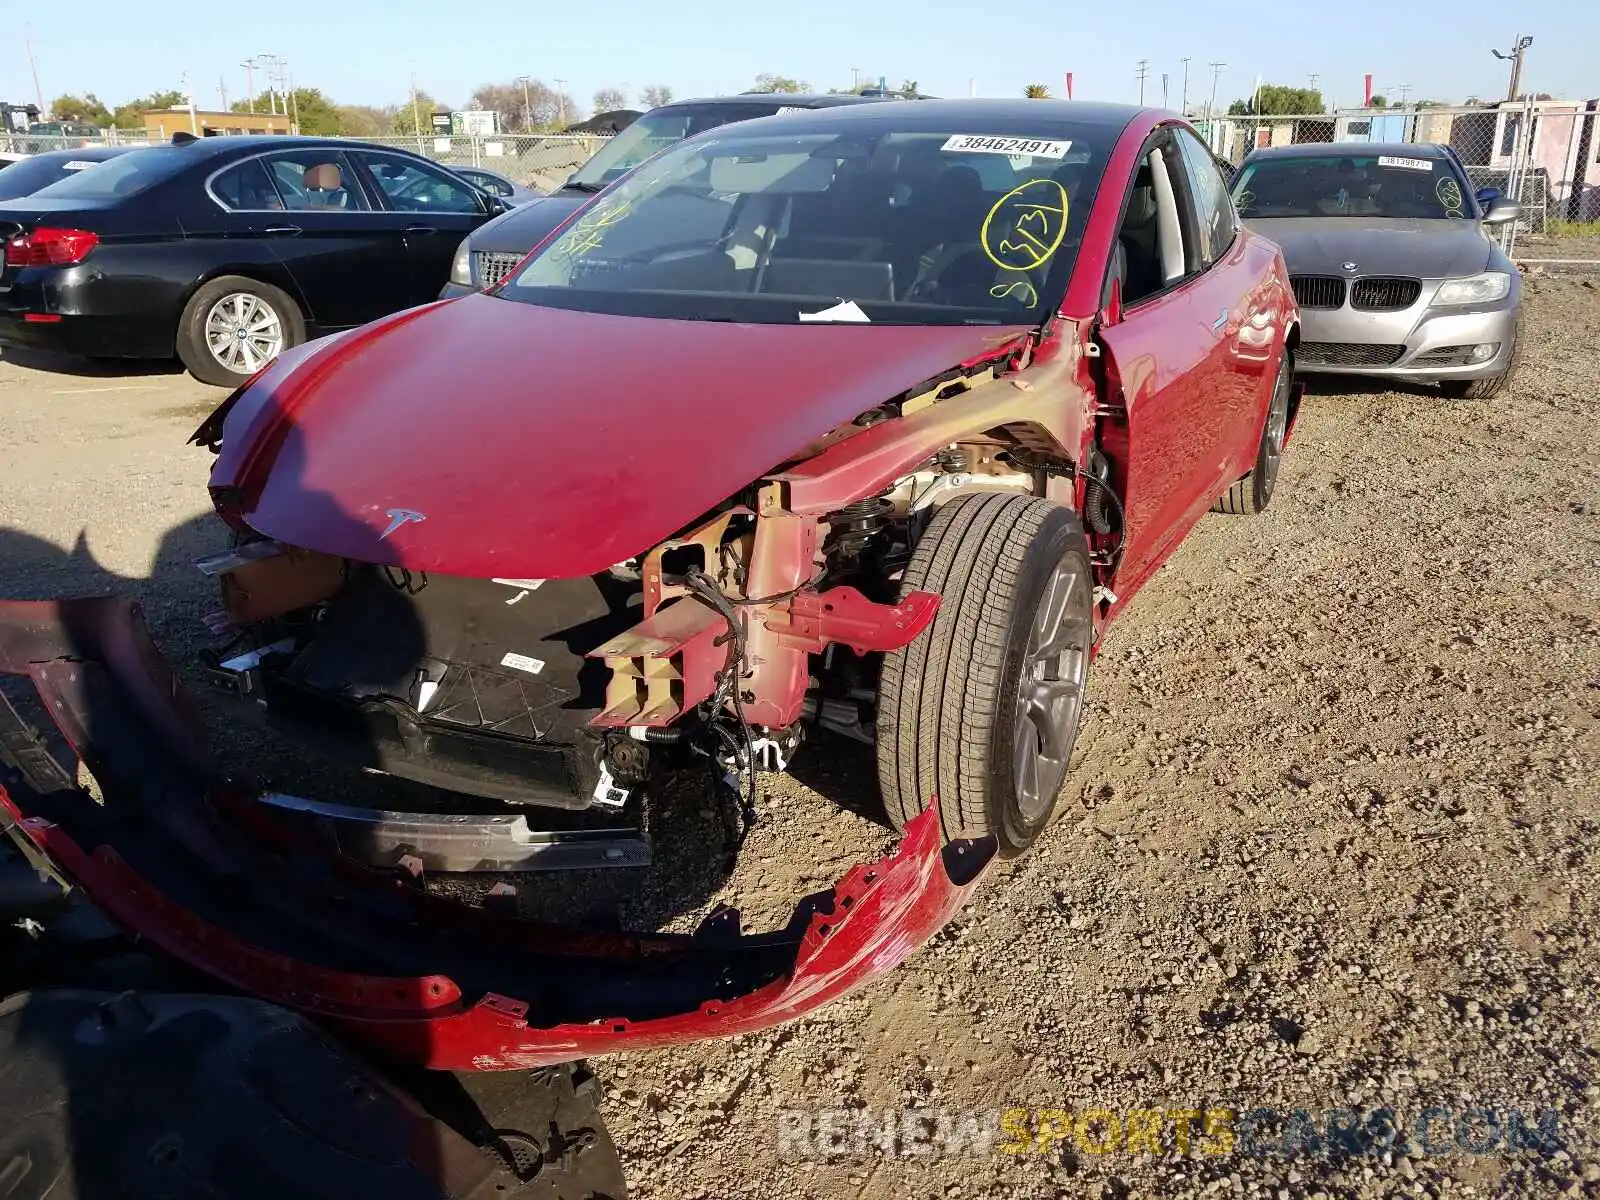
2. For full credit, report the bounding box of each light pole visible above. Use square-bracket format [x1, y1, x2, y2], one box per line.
[1491, 35, 1533, 102]
[1181, 57, 1191, 114]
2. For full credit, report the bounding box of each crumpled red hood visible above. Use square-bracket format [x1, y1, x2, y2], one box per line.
[212, 294, 1030, 579]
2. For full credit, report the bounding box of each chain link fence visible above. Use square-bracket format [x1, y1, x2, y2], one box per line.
[1194, 101, 1600, 266]
[1, 129, 612, 196]
[340, 133, 610, 193]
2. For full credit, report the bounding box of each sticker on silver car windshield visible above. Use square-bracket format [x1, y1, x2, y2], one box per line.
[942, 135, 1072, 159]
[63, 160, 100, 171]
[1377, 155, 1432, 171]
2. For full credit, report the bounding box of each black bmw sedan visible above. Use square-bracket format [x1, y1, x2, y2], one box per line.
[0, 135, 507, 385]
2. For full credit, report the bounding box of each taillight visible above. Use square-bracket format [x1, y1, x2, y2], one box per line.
[5, 227, 99, 268]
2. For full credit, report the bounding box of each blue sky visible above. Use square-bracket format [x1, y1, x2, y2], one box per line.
[11, 0, 1595, 116]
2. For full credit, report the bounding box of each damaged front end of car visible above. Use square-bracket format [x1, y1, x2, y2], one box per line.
[0, 595, 993, 1069]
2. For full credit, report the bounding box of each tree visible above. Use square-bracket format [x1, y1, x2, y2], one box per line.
[1228, 84, 1323, 116]
[231, 87, 343, 134]
[111, 90, 186, 128]
[334, 105, 388, 137]
[592, 86, 628, 113]
[640, 84, 673, 109]
[469, 79, 573, 131]
[392, 88, 447, 135]
[1369, 94, 1387, 108]
[749, 73, 809, 94]
[900, 79, 919, 98]
[1024, 83, 1051, 99]
[50, 93, 112, 126]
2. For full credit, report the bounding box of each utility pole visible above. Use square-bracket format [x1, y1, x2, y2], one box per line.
[851, 67, 861, 91]
[1161, 73, 1169, 109]
[1181, 57, 1191, 114]
[218, 78, 228, 111]
[1395, 82, 1412, 107]
[1207, 61, 1226, 121]
[24, 26, 45, 117]
[554, 79, 568, 125]
[514, 75, 532, 128]
[241, 58, 258, 112]
[1135, 59, 1150, 105]
[410, 71, 423, 136]
[1491, 35, 1533, 102]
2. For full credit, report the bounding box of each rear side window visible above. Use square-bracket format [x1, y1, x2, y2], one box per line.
[210, 157, 283, 211]
[260, 150, 370, 211]
[462, 170, 512, 197]
[0, 155, 112, 200]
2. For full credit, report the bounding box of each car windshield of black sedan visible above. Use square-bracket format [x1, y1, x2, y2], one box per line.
[1232, 153, 1471, 220]
[504, 125, 1111, 325]
[27, 145, 194, 201]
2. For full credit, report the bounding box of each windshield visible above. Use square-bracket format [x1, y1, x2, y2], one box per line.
[0, 154, 118, 200]
[1232, 152, 1472, 219]
[505, 123, 1111, 326]
[568, 104, 820, 190]
[29, 146, 194, 201]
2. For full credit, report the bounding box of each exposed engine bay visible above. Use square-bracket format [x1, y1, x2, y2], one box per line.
[188, 335, 1127, 870]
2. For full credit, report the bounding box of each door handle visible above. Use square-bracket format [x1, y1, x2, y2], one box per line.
[404, 224, 438, 235]
[263, 225, 302, 237]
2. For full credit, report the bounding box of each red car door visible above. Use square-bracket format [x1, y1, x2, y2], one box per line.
[1170, 126, 1272, 486]
[1096, 134, 1236, 586]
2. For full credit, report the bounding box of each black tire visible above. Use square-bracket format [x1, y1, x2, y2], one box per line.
[1214, 347, 1293, 516]
[877, 492, 1094, 856]
[176, 275, 304, 388]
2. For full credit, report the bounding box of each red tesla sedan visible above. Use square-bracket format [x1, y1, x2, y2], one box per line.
[1, 99, 1301, 1067]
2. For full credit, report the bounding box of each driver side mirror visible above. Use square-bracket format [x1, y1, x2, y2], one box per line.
[486, 196, 512, 216]
[1481, 195, 1520, 226]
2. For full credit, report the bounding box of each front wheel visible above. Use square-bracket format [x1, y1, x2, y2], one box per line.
[1214, 347, 1293, 516]
[177, 275, 304, 387]
[877, 492, 1095, 856]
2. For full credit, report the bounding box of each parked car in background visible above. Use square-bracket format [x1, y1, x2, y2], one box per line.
[0, 146, 129, 200]
[441, 92, 907, 296]
[1231, 142, 1522, 399]
[453, 166, 543, 206]
[19, 121, 102, 150]
[0, 134, 508, 385]
[191, 99, 1300, 866]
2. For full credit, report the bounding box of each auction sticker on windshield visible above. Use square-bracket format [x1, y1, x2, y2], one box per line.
[943, 135, 1071, 159]
[1377, 155, 1432, 171]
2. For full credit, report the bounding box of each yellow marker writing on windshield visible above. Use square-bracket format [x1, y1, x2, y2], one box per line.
[981, 179, 1070, 273]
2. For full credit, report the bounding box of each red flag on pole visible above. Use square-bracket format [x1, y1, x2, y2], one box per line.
[1065, 72, 1074, 100]
[1363, 73, 1373, 106]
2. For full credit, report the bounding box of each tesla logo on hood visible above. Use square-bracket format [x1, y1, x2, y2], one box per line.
[378, 508, 427, 540]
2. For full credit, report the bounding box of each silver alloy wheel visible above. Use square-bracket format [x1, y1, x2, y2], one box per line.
[1012, 556, 1093, 822]
[204, 292, 284, 375]
[1259, 361, 1291, 496]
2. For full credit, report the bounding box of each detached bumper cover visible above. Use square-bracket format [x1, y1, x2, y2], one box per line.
[0, 596, 993, 1070]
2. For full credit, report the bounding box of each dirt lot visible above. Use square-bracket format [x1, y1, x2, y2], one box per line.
[1, 276, 1598, 1200]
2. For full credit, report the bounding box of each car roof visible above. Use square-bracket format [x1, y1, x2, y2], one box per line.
[127, 134, 429, 160]
[1242, 142, 1451, 162]
[692, 97, 1150, 136]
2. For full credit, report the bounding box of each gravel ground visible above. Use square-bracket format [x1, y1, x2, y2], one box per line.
[1, 276, 1598, 1199]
